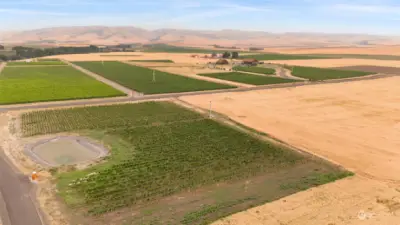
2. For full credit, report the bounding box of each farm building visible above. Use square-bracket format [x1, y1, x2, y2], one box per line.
[215, 59, 229, 65]
[242, 59, 259, 66]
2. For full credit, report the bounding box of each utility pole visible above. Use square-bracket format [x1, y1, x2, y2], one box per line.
[209, 101, 212, 118]
[152, 70, 156, 82]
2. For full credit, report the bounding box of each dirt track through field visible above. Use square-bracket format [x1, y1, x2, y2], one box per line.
[0, 63, 5, 74]
[65, 60, 135, 96]
[181, 75, 400, 225]
[121, 61, 254, 88]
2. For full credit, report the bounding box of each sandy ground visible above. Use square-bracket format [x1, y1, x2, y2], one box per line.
[265, 46, 400, 55]
[180, 76, 400, 225]
[266, 58, 400, 68]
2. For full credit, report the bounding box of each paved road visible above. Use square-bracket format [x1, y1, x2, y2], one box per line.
[0, 73, 395, 113]
[0, 150, 43, 225]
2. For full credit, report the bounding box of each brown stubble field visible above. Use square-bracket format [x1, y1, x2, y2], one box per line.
[264, 45, 400, 55]
[264, 58, 400, 68]
[180, 76, 400, 225]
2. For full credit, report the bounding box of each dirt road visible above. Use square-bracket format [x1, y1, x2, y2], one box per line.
[65, 60, 135, 96]
[260, 64, 307, 80]
[0, 150, 43, 225]
[0, 63, 5, 74]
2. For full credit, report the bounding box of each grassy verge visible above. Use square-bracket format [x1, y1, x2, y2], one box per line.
[6, 61, 66, 66]
[37, 58, 61, 61]
[284, 65, 374, 81]
[21, 102, 351, 224]
[199, 72, 296, 85]
[73, 61, 234, 94]
[0, 66, 124, 105]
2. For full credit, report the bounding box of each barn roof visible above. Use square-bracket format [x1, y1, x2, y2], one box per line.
[216, 59, 229, 64]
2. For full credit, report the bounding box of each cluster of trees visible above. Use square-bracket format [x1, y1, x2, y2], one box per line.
[212, 44, 238, 49]
[0, 45, 101, 61]
[211, 52, 240, 59]
[249, 47, 264, 51]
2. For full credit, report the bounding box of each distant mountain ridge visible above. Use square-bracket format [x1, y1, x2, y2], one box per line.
[1, 26, 400, 47]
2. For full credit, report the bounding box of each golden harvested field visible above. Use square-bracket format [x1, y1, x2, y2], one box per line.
[265, 45, 400, 55]
[180, 76, 400, 225]
[265, 58, 400, 68]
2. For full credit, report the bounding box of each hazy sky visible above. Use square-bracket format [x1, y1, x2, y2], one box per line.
[1, 0, 400, 35]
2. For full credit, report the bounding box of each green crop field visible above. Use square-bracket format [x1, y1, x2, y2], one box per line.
[21, 102, 351, 224]
[199, 72, 297, 85]
[241, 53, 335, 60]
[234, 66, 275, 75]
[7, 61, 66, 66]
[37, 58, 61, 61]
[0, 66, 124, 105]
[99, 55, 140, 57]
[286, 65, 374, 81]
[74, 61, 234, 94]
[129, 59, 174, 63]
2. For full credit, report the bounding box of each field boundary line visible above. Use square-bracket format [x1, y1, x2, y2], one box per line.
[5, 65, 68, 68]
[173, 98, 348, 171]
[121, 60, 253, 88]
[232, 70, 278, 77]
[64, 60, 135, 97]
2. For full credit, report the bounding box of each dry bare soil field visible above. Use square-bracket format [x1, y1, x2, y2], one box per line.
[266, 58, 400, 68]
[265, 46, 400, 55]
[180, 76, 400, 225]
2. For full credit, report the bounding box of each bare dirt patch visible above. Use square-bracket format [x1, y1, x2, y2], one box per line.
[333, 65, 400, 74]
[213, 176, 400, 225]
[181, 76, 400, 224]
